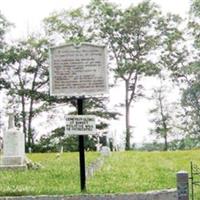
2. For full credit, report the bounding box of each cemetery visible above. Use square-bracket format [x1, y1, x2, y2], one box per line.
[0, 0, 200, 199]
[0, 101, 196, 199]
[0, 148, 198, 199]
[0, 108, 196, 199]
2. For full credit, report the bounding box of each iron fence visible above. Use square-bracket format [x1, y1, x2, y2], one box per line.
[190, 162, 200, 200]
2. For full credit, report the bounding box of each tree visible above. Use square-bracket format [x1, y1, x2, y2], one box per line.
[152, 13, 189, 148]
[0, 12, 11, 50]
[89, 0, 163, 149]
[43, 7, 120, 136]
[149, 74, 175, 151]
[2, 36, 50, 150]
[0, 13, 12, 136]
[177, 66, 200, 138]
[0, 12, 12, 90]
[43, 8, 93, 44]
[157, 12, 187, 74]
[190, 0, 200, 48]
[168, 0, 200, 138]
[34, 126, 99, 152]
[44, 1, 187, 151]
[183, 0, 200, 137]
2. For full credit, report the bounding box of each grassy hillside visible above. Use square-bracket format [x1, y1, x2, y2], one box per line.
[0, 150, 199, 196]
[88, 150, 198, 193]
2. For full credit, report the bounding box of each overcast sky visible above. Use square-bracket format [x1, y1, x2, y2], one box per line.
[1, 0, 191, 39]
[0, 0, 191, 144]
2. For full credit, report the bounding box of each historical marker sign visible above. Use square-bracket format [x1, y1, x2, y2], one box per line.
[49, 43, 107, 192]
[49, 43, 108, 96]
[65, 115, 96, 135]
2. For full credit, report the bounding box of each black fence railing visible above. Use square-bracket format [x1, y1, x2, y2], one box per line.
[190, 162, 200, 200]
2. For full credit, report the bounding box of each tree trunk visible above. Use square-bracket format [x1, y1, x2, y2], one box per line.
[21, 95, 27, 146]
[125, 80, 130, 150]
[27, 64, 39, 151]
[163, 132, 168, 151]
[162, 120, 168, 151]
[158, 90, 168, 151]
[27, 98, 34, 150]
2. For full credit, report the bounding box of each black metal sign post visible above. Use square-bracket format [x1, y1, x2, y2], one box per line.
[77, 98, 86, 192]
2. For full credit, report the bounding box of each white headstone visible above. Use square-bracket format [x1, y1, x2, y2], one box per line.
[0, 112, 26, 169]
[100, 146, 111, 156]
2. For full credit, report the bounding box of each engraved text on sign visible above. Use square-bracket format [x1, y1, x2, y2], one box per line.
[50, 44, 108, 96]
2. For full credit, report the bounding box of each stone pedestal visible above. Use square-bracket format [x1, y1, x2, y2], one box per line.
[177, 171, 189, 200]
[0, 112, 26, 170]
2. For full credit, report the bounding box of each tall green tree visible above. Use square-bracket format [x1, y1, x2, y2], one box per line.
[89, 0, 163, 149]
[184, 0, 200, 136]
[2, 36, 50, 150]
[168, 0, 200, 138]
[149, 74, 177, 151]
[181, 77, 200, 137]
[152, 13, 189, 144]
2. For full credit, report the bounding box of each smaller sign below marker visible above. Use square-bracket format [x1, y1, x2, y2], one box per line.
[65, 115, 96, 135]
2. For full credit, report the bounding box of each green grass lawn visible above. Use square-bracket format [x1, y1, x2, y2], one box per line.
[0, 150, 199, 196]
[88, 150, 199, 193]
[0, 152, 99, 196]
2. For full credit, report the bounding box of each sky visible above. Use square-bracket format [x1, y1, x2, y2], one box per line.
[0, 0, 191, 145]
[0, 0, 191, 40]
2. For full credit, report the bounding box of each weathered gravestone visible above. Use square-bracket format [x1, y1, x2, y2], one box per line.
[0, 112, 26, 169]
[100, 146, 111, 156]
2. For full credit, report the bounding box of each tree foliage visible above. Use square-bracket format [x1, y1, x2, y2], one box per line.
[0, 12, 12, 90]
[2, 36, 50, 150]
[88, 0, 183, 149]
[43, 8, 93, 44]
[1, 0, 200, 151]
[43, 6, 120, 137]
[149, 74, 176, 151]
[34, 127, 98, 152]
[170, 0, 200, 138]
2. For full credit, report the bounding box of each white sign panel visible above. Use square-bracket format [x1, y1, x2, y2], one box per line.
[50, 43, 108, 96]
[65, 115, 96, 135]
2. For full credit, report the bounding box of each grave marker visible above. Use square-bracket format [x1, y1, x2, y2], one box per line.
[0, 112, 26, 169]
